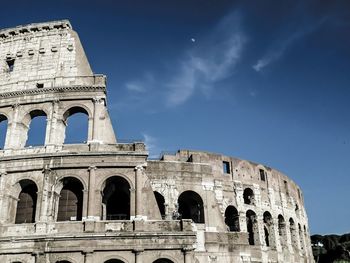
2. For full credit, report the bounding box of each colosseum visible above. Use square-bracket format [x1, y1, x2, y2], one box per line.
[0, 20, 314, 263]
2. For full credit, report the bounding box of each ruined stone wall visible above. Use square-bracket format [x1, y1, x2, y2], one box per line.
[148, 150, 314, 263]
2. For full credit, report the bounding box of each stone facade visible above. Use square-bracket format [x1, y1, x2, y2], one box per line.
[0, 20, 314, 263]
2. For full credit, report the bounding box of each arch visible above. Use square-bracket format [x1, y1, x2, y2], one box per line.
[243, 188, 254, 205]
[104, 260, 126, 263]
[63, 106, 89, 144]
[178, 190, 205, 224]
[263, 211, 275, 247]
[153, 259, 175, 263]
[24, 110, 47, 147]
[0, 114, 8, 149]
[154, 191, 166, 219]
[57, 177, 84, 221]
[15, 179, 38, 224]
[278, 214, 287, 247]
[289, 217, 298, 249]
[102, 176, 131, 220]
[246, 209, 258, 245]
[224, 205, 240, 232]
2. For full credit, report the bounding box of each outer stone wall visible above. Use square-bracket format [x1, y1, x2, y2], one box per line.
[0, 20, 314, 263]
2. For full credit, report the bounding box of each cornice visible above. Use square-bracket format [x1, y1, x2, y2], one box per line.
[0, 85, 106, 99]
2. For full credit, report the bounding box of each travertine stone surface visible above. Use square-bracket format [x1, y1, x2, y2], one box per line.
[0, 20, 314, 263]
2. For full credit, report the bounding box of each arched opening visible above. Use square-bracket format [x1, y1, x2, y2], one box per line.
[105, 260, 125, 263]
[264, 226, 269, 246]
[56, 261, 72, 263]
[102, 176, 131, 220]
[25, 110, 47, 147]
[0, 114, 8, 149]
[15, 179, 38, 224]
[243, 188, 254, 205]
[64, 107, 89, 144]
[289, 217, 298, 249]
[154, 191, 166, 219]
[263, 211, 275, 247]
[246, 210, 257, 245]
[57, 177, 84, 221]
[153, 259, 175, 263]
[278, 215, 287, 247]
[224, 205, 240, 232]
[178, 190, 205, 223]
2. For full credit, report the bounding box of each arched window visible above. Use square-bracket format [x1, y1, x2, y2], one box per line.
[102, 176, 131, 220]
[154, 191, 166, 219]
[243, 188, 254, 205]
[246, 210, 258, 245]
[15, 179, 38, 224]
[0, 114, 8, 149]
[178, 191, 205, 224]
[25, 110, 47, 147]
[263, 211, 275, 247]
[105, 260, 125, 263]
[289, 218, 298, 249]
[278, 215, 287, 247]
[224, 205, 240, 232]
[57, 177, 84, 221]
[153, 259, 175, 263]
[64, 107, 89, 144]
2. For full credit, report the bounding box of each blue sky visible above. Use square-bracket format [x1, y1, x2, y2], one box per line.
[1, 0, 349, 234]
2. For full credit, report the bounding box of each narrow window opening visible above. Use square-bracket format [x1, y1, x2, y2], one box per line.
[223, 161, 230, 174]
[6, 59, 15, 72]
[259, 169, 266, 181]
[36, 83, 44, 88]
[284, 180, 289, 195]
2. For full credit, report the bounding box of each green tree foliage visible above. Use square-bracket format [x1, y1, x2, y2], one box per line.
[312, 234, 350, 263]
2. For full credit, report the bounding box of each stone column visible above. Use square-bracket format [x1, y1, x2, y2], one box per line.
[47, 99, 60, 145]
[6, 104, 20, 149]
[239, 211, 247, 232]
[87, 166, 97, 220]
[183, 247, 194, 263]
[130, 188, 136, 218]
[84, 251, 94, 263]
[134, 165, 145, 218]
[0, 171, 7, 223]
[32, 251, 45, 263]
[39, 167, 51, 222]
[91, 97, 104, 142]
[133, 248, 144, 263]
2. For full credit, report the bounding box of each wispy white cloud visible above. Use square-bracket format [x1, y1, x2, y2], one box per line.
[120, 12, 246, 109]
[125, 73, 154, 93]
[166, 13, 246, 106]
[253, 18, 326, 72]
[143, 133, 159, 158]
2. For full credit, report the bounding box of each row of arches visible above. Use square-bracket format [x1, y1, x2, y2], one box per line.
[13, 177, 205, 224]
[14, 176, 131, 224]
[0, 106, 89, 149]
[224, 205, 308, 250]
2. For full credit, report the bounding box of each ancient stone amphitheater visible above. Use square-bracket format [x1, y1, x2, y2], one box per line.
[0, 20, 314, 263]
